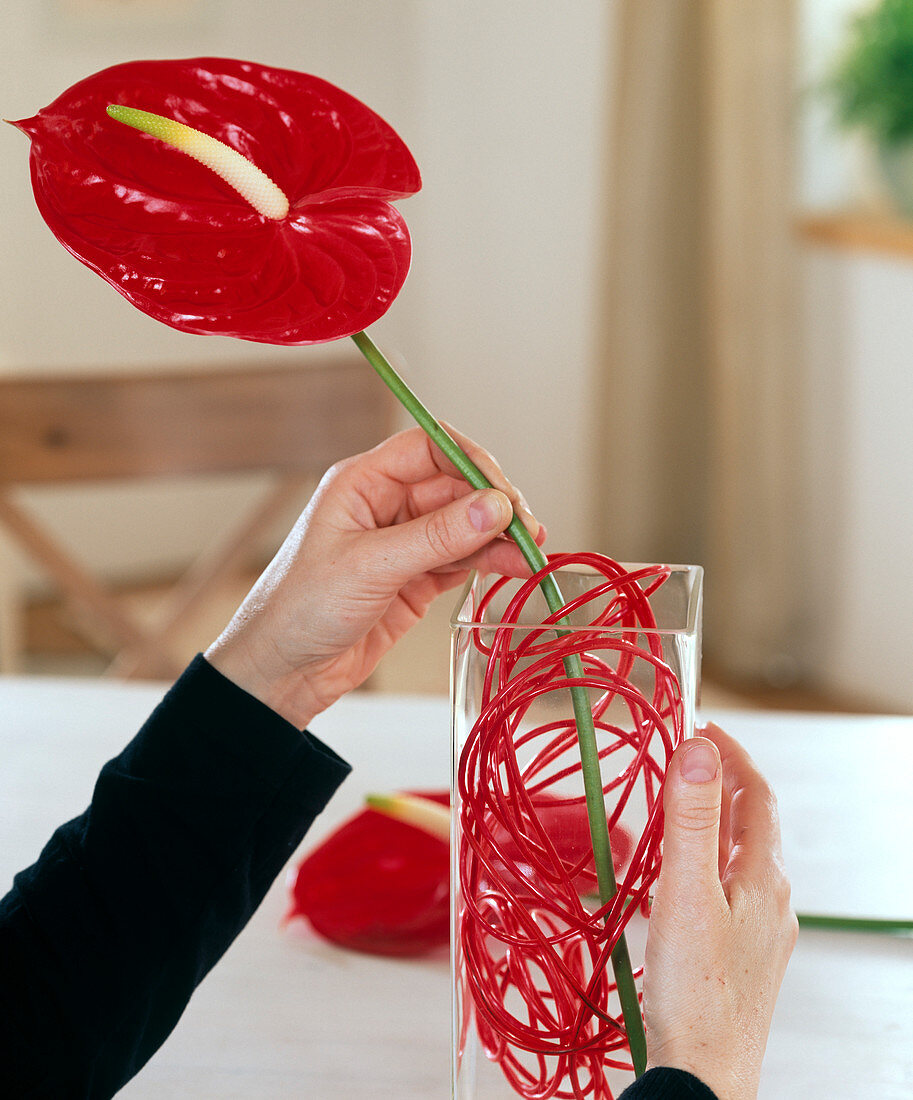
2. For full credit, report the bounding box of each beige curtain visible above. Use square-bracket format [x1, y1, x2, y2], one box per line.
[596, 0, 802, 685]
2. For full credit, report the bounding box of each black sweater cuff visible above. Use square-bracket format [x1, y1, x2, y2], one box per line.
[619, 1067, 719, 1099]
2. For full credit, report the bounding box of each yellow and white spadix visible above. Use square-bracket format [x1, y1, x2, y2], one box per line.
[106, 104, 289, 220]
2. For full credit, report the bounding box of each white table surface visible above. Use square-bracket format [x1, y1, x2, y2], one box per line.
[1, 677, 912, 1098]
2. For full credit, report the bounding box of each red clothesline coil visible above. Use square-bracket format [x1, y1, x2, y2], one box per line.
[456, 553, 687, 1099]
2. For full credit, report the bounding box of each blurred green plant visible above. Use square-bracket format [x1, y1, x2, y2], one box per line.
[826, 0, 913, 147]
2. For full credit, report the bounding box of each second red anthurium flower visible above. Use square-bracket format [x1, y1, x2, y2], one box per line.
[285, 792, 450, 958]
[11, 57, 421, 344]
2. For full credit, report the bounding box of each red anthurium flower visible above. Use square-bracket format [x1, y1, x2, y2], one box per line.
[11, 57, 421, 344]
[286, 791, 634, 958]
[285, 791, 450, 958]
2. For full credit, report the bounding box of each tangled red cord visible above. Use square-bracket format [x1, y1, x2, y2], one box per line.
[456, 553, 686, 1099]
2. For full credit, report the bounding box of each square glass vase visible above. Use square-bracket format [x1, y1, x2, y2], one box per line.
[450, 561, 702, 1099]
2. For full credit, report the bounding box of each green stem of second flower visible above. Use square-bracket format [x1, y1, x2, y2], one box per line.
[796, 913, 913, 935]
[350, 329, 647, 1076]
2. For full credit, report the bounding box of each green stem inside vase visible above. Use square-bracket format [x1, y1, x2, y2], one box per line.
[350, 329, 648, 1076]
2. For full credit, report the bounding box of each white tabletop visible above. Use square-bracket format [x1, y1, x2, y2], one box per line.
[1, 678, 911, 1098]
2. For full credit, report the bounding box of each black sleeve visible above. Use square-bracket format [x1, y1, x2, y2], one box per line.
[618, 1067, 719, 1099]
[0, 654, 351, 1099]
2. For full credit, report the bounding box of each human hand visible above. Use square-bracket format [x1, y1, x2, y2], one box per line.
[205, 426, 543, 728]
[642, 723, 798, 1100]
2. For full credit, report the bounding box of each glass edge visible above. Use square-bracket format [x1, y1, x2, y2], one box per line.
[449, 569, 478, 630]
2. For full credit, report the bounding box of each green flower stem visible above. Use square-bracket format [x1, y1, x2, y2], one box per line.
[797, 913, 913, 935]
[351, 329, 648, 1076]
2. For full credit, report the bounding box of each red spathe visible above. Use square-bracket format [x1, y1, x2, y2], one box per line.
[286, 791, 450, 958]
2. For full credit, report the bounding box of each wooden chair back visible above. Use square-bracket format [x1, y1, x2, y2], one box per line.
[0, 358, 393, 678]
[0, 359, 388, 483]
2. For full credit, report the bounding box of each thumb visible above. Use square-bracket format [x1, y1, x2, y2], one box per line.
[660, 737, 723, 893]
[375, 488, 513, 580]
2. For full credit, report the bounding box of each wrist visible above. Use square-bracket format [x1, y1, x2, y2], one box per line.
[204, 634, 321, 730]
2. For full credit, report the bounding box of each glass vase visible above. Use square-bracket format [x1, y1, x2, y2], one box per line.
[450, 561, 702, 1099]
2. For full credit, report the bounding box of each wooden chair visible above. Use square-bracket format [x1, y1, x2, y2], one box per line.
[0, 358, 393, 679]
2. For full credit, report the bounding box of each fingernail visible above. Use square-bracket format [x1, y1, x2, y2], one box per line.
[680, 741, 719, 784]
[468, 491, 506, 533]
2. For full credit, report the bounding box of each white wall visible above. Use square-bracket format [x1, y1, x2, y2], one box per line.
[403, 2, 615, 553]
[799, 247, 913, 713]
[0, 1, 615, 588]
[797, 0, 913, 711]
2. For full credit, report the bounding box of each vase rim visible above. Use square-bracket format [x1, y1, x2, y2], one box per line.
[450, 562, 703, 634]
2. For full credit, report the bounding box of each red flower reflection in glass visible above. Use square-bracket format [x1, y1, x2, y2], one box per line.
[12, 57, 421, 344]
[285, 791, 634, 958]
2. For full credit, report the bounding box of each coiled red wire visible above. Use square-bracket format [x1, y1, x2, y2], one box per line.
[456, 553, 686, 1099]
